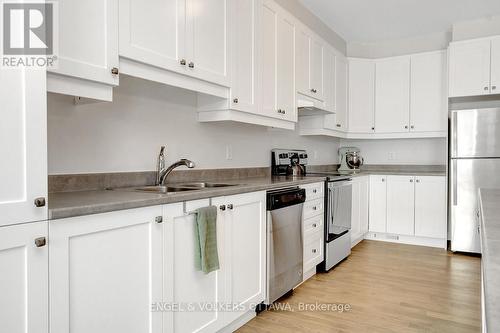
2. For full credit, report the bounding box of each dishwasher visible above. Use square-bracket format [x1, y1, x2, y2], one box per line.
[265, 187, 306, 305]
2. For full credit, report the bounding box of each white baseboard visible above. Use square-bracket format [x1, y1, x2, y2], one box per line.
[365, 232, 447, 249]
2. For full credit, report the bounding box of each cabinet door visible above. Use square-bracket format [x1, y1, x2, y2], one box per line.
[219, 191, 266, 324]
[276, 10, 296, 121]
[261, 1, 278, 118]
[0, 222, 48, 333]
[369, 175, 387, 233]
[414, 176, 447, 239]
[310, 38, 324, 100]
[386, 176, 415, 235]
[323, 47, 336, 112]
[52, 0, 118, 85]
[186, 0, 229, 86]
[358, 177, 370, 235]
[334, 55, 348, 131]
[119, 0, 186, 75]
[348, 59, 375, 133]
[490, 36, 500, 95]
[410, 51, 447, 133]
[448, 39, 491, 97]
[50, 207, 163, 333]
[375, 57, 410, 133]
[163, 200, 226, 333]
[0, 69, 47, 226]
[295, 28, 311, 96]
[230, 0, 261, 113]
[350, 181, 361, 241]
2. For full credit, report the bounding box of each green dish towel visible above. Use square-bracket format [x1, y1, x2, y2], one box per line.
[194, 206, 220, 274]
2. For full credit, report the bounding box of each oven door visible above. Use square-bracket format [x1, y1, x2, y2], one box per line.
[326, 180, 352, 243]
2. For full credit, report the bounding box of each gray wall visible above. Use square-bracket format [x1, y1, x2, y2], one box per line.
[453, 15, 500, 41]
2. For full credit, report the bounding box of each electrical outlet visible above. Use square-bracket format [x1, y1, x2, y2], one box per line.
[225, 145, 233, 160]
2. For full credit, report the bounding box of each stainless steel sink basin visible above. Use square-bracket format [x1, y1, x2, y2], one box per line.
[134, 186, 197, 194]
[171, 182, 239, 188]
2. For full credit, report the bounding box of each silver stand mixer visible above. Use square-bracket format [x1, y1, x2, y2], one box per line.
[338, 147, 364, 173]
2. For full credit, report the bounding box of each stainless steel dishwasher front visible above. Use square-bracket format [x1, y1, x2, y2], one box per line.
[265, 187, 306, 305]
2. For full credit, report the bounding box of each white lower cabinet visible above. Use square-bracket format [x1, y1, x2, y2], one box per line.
[368, 175, 388, 233]
[368, 175, 447, 248]
[163, 199, 226, 333]
[211, 191, 266, 326]
[0, 222, 48, 333]
[386, 176, 415, 235]
[48, 191, 266, 333]
[49, 206, 163, 333]
[300, 182, 325, 281]
[351, 176, 369, 246]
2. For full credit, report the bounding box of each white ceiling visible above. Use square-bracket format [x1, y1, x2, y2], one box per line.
[299, 0, 500, 43]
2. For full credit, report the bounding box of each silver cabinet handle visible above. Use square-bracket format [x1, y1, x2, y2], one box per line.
[155, 216, 163, 224]
[484, 86, 489, 91]
[227, 204, 233, 210]
[312, 223, 317, 228]
[35, 237, 46, 247]
[233, 98, 238, 104]
[452, 160, 458, 206]
[371, 127, 375, 131]
[111, 67, 119, 75]
[34, 197, 46, 207]
[381, 178, 385, 182]
[219, 205, 226, 211]
[312, 189, 317, 193]
[283, 109, 286, 114]
[493, 86, 497, 90]
[277, 109, 282, 114]
[188, 62, 195, 68]
[311, 88, 317, 93]
[312, 249, 317, 254]
[336, 124, 341, 128]
[312, 206, 317, 210]
[405, 125, 409, 129]
[416, 179, 420, 183]
[410, 179, 413, 182]
[410, 125, 414, 129]
[180, 59, 186, 66]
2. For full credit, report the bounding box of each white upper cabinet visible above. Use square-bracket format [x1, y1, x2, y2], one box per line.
[386, 176, 415, 236]
[119, 0, 186, 76]
[348, 58, 375, 133]
[490, 36, 500, 94]
[448, 38, 492, 97]
[414, 176, 447, 239]
[334, 55, 348, 131]
[323, 46, 336, 112]
[375, 57, 411, 133]
[49, 207, 163, 333]
[0, 69, 47, 227]
[186, 0, 229, 86]
[48, 0, 119, 101]
[295, 26, 324, 100]
[229, 0, 261, 114]
[261, 0, 296, 122]
[0, 222, 48, 333]
[120, 0, 229, 93]
[410, 51, 447, 133]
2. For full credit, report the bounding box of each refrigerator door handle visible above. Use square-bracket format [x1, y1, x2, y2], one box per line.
[452, 159, 458, 206]
[451, 111, 457, 157]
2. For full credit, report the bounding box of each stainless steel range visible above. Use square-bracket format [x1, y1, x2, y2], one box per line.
[271, 149, 353, 271]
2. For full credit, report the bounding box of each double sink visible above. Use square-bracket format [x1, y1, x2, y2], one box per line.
[133, 182, 239, 194]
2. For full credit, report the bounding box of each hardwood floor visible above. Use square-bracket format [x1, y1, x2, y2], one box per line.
[238, 240, 481, 333]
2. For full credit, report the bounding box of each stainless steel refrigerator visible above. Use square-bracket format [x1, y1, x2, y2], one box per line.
[450, 107, 500, 253]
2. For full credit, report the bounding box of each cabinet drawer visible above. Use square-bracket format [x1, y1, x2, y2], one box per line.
[301, 182, 324, 201]
[303, 214, 323, 236]
[303, 198, 324, 219]
[303, 232, 323, 272]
